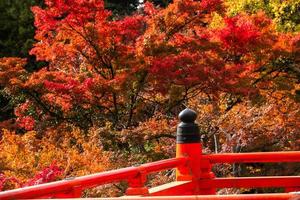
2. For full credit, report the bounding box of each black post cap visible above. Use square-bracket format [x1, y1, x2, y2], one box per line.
[177, 108, 200, 144]
[179, 108, 197, 123]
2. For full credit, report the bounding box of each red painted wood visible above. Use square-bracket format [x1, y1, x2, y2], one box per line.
[57, 193, 300, 200]
[1, 150, 300, 199]
[176, 143, 202, 181]
[141, 157, 188, 174]
[199, 176, 300, 188]
[203, 151, 300, 163]
[198, 158, 216, 195]
[0, 167, 138, 199]
[0, 157, 187, 200]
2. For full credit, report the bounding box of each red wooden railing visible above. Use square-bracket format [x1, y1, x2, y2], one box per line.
[0, 108, 299, 200]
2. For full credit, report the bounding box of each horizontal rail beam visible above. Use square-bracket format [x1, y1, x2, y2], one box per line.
[141, 157, 187, 173]
[60, 193, 300, 200]
[199, 176, 300, 189]
[0, 157, 187, 200]
[0, 167, 138, 199]
[203, 151, 300, 163]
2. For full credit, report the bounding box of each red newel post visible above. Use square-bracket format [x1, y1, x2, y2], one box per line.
[175, 109, 201, 183]
[175, 108, 216, 195]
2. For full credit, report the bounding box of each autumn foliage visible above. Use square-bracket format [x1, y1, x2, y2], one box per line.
[0, 0, 299, 196]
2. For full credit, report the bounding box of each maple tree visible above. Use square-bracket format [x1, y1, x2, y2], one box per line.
[3, 0, 297, 132]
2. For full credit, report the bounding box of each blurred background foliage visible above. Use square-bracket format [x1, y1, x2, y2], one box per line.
[0, 0, 299, 196]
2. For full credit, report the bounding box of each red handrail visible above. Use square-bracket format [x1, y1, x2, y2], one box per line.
[0, 157, 187, 199]
[203, 151, 300, 163]
[80, 193, 300, 200]
[199, 176, 300, 188]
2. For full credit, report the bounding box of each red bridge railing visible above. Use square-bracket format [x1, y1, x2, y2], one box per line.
[0, 108, 300, 199]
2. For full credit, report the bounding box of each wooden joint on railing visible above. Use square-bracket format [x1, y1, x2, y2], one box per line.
[126, 167, 149, 196]
[199, 158, 215, 179]
[176, 155, 193, 181]
[198, 158, 216, 195]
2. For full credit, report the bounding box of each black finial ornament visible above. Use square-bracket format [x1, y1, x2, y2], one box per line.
[177, 108, 200, 143]
[179, 108, 197, 123]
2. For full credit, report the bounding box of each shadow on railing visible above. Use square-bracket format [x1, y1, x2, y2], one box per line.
[0, 108, 300, 199]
